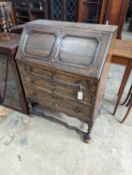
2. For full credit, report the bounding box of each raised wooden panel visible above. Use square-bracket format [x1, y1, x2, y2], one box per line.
[16, 21, 117, 78]
[23, 31, 57, 60]
[58, 36, 100, 68]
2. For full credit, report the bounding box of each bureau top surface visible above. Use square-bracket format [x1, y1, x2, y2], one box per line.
[16, 20, 117, 79]
[0, 33, 20, 50]
[29, 20, 117, 33]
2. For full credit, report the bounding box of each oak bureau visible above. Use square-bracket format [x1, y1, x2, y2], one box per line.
[16, 20, 117, 142]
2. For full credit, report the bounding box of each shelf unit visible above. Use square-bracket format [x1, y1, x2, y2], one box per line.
[12, 0, 30, 24]
[78, 0, 104, 23]
[104, 0, 129, 39]
[29, 0, 49, 20]
[12, 0, 129, 38]
[13, 0, 49, 24]
[45, 0, 79, 22]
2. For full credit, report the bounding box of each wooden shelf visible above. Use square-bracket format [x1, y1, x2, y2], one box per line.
[84, 2, 102, 4]
[15, 7, 28, 11]
[30, 9, 44, 13]
[13, 0, 49, 24]
[16, 15, 29, 19]
[12, 0, 129, 38]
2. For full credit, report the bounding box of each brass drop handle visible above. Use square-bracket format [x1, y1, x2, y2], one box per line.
[53, 102, 58, 108]
[52, 75, 56, 81]
[77, 82, 83, 101]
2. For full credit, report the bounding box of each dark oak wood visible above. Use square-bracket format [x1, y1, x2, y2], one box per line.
[0, 33, 28, 114]
[112, 40, 132, 95]
[78, 0, 105, 23]
[104, 0, 129, 39]
[113, 60, 132, 115]
[111, 40, 132, 65]
[16, 20, 117, 142]
[12, 0, 49, 24]
[112, 40, 132, 123]
[78, 0, 129, 39]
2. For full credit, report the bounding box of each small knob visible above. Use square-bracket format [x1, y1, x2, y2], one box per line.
[52, 89, 55, 93]
[51, 74, 56, 80]
[54, 102, 58, 108]
[76, 107, 81, 113]
[52, 89, 56, 98]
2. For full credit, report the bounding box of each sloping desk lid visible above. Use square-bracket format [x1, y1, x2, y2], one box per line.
[16, 20, 117, 79]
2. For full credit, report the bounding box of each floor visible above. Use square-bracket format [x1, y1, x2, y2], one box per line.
[0, 63, 132, 175]
[122, 23, 132, 40]
[0, 27, 132, 175]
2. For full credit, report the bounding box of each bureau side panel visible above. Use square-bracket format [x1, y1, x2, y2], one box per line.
[92, 39, 116, 119]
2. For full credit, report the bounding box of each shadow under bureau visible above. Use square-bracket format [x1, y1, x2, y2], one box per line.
[16, 20, 117, 142]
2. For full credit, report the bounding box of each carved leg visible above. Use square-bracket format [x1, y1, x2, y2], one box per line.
[121, 84, 132, 106]
[26, 98, 33, 114]
[126, 96, 131, 107]
[83, 120, 93, 143]
[113, 61, 132, 115]
[117, 66, 128, 96]
[28, 102, 33, 113]
[120, 100, 132, 123]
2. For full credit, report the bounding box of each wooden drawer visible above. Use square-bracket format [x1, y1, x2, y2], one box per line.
[26, 86, 92, 122]
[23, 65, 97, 106]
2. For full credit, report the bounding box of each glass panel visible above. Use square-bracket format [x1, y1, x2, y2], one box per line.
[66, 0, 78, 22]
[59, 36, 99, 67]
[25, 32, 56, 60]
[0, 53, 22, 111]
[13, 0, 29, 10]
[52, 0, 64, 20]
[83, 0, 103, 23]
[51, 0, 78, 22]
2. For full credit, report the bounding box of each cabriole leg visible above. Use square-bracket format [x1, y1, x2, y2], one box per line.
[83, 120, 93, 143]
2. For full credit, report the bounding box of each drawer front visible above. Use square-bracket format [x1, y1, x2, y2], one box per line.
[22, 65, 97, 106]
[26, 86, 93, 122]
